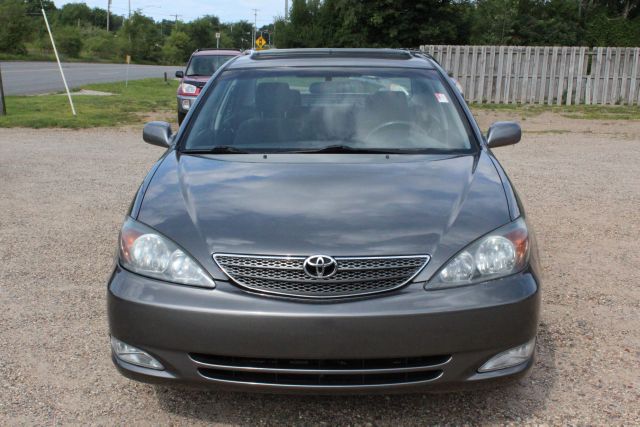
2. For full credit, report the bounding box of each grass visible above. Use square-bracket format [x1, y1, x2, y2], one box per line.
[0, 78, 179, 128]
[471, 103, 640, 120]
[1, 80, 638, 129]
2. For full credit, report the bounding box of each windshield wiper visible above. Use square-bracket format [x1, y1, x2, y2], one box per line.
[291, 144, 396, 154]
[185, 146, 250, 154]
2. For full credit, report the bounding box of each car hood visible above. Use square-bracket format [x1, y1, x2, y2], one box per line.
[138, 152, 511, 280]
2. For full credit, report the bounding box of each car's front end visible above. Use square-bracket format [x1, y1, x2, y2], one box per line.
[175, 49, 241, 124]
[109, 49, 541, 393]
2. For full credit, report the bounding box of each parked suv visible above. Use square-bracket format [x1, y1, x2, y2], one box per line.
[109, 49, 540, 393]
[175, 48, 242, 124]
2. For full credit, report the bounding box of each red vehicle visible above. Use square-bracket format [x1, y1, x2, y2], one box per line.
[175, 48, 242, 124]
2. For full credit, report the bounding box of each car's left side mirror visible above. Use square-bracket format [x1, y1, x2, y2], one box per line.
[143, 121, 173, 148]
[175, 70, 184, 78]
[486, 121, 521, 148]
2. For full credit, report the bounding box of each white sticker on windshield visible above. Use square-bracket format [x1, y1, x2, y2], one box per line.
[435, 93, 449, 103]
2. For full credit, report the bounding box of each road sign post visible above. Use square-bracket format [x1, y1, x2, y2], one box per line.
[0, 63, 6, 116]
[216, 32, 220, 49]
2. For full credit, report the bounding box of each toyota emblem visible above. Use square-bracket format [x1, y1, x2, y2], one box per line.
[303, 255, 338, 278]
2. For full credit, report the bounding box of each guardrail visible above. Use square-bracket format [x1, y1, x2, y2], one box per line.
[420, 45, 640, 105]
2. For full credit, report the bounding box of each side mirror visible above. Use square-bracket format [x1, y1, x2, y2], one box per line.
[143, 121, 173, 148]
[486, 121, 521, 148]
[175, 70, 184, 78]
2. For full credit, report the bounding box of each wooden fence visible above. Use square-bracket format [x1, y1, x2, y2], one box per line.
[420, 45, 640, 105]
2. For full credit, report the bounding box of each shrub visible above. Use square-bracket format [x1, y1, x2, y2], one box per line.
[55, 27, 83, 58]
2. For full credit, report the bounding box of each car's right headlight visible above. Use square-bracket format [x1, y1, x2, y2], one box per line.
[427, 218, 529, 289]
[179, 83, 198, 95]
[118, 217, 215, 288]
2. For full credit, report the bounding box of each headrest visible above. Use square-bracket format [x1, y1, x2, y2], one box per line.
[256, 82, 292, 113]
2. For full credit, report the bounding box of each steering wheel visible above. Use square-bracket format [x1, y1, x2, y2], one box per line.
[365, 120, 450, 149]
[365, 121, 414, 141]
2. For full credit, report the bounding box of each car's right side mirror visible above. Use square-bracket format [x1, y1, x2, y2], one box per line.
[486, 121, 521, 148]
[143, 121, 173, 148]
[175, 70, 184, 78]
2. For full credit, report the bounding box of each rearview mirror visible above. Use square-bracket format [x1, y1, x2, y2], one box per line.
[175, 70, 184, 78]
[486, 122, 521, 148]
[143, 121, 173, 148]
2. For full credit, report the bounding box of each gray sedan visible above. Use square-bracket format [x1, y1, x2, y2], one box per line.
[108, 49, 540, 393]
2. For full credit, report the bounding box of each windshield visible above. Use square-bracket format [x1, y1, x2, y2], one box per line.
[186, 55, 237, 76]
[182, 68, 476, 153]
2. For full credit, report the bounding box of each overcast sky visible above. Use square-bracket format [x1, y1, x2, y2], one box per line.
[54, 0, 286, 25]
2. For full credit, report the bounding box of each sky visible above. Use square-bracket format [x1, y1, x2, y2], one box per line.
[54, 0, 286, 25]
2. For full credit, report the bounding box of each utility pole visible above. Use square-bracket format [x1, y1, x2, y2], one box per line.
[128, 0, 131, 19]
[174, 14, 182, 30]
[285, 0, 289, 21]
[107, 0, 111, 31]
[251, 8, 258, 49]
[0, 63, 6, 116]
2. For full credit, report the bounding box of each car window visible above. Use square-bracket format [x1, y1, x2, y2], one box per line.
[183, 68, 476, 153]
[186, 55, 237, 76]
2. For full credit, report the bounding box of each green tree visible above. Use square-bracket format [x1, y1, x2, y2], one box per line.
[56, 26, 83, 57]
[57, 3, 93, 27]
[0, 0, 32, 54]
[185, 16, 222, 50]
[119, 12, 163, 62]
[162, 31, 191, 64]
[471, 0, 519, 44]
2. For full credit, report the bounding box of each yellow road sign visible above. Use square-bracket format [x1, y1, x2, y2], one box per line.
[256, 36, 266, 49]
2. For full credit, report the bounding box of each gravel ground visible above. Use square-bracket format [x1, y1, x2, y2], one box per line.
[1, 111, 639, 425]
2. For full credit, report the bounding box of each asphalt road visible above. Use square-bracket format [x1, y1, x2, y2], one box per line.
[0, 61, 180, 95]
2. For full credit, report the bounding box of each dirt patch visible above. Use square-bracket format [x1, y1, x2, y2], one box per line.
[0, 113, 638, 425]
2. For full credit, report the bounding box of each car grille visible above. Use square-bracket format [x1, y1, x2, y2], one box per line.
[213, 254, 430, 298]
[190, 353, 450, 388]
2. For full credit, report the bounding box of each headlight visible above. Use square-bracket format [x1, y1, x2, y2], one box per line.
[118, 217, 215, 288]
[428, 218, 529, 288]
[179, 83, 198, 95]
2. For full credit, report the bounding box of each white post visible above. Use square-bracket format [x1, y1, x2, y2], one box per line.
[42, 8, 76, 116]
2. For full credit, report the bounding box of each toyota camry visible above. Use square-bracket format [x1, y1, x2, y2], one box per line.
[108, 48, 541, 393]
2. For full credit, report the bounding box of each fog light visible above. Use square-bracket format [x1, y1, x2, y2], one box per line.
[478, 338, 535, 373]
[110, 337, 164, 370]
[181, 99, 191, 110]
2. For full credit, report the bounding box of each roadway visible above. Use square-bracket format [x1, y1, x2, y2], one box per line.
[0, 61, 180, 95]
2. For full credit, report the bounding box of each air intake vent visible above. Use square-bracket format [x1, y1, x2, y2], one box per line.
[190, 353, 450, 388]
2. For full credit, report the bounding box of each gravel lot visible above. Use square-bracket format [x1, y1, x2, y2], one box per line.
[1, 111, 639, 425]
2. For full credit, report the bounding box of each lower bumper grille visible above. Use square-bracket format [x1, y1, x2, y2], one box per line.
[213, 254, 430, 298]
[190, 353, 450, 387]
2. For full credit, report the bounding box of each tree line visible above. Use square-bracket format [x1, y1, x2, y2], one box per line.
[276, 0, 640, 48]
[0, 0, 255, 64]
[0, 0, 638, 65]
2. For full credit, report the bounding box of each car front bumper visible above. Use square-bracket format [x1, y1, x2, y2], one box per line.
[107, 265, 540, 393]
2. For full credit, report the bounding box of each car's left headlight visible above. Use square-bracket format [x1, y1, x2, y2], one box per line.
[428, 218, 529, 289]
[118, 217, 215, 288]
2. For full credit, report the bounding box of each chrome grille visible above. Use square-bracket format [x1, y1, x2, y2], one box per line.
[213, 254, 429, 298]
